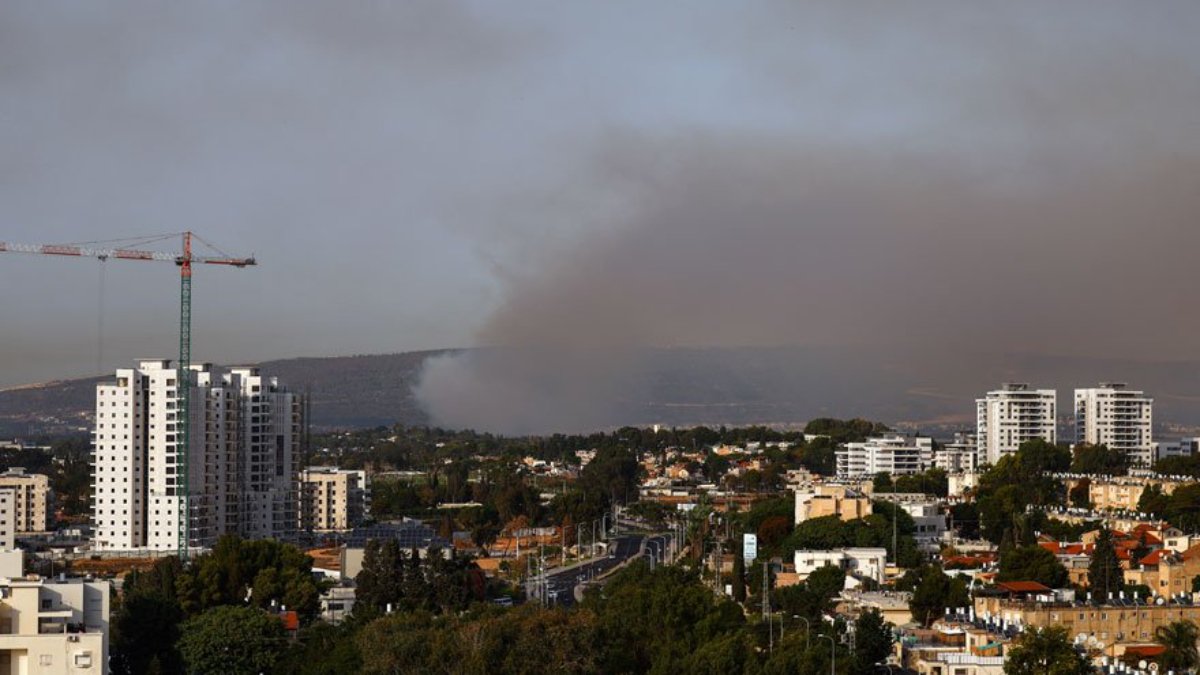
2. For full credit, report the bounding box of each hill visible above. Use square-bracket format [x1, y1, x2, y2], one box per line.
[4, 347, 1200, 437]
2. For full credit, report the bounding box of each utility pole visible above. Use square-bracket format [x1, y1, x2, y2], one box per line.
[763, 561, 771, 651]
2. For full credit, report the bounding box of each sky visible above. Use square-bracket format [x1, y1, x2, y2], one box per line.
[3, 2, 1200, 431]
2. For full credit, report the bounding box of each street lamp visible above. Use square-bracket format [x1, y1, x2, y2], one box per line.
[818, 634, 835, 675]
[793, 615, 810, 647]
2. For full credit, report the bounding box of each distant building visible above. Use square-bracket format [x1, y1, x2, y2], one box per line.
[794, 485, 872, 523]
[0, 491, 13, 551]
[935, 432, 981, 474]
[1152, 438, 1199, 465]
[0, 467, 51, 533]
[875, 493, 947, 550]
[976, 383, 1056, 465]
[300, 467, 368, 533]
[1075, 384, 1153, 467]
[793, 547, 888, 585]
[92, 360, 302, 552]
[836, 435, 933, 478]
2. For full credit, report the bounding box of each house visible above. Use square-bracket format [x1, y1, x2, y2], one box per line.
[794, 548, 888, 585]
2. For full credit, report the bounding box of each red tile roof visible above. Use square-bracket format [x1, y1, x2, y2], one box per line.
[1123, 645, 1167, 658]
[996, 581, 1052, 594]
[1139, 550, 1165, 566]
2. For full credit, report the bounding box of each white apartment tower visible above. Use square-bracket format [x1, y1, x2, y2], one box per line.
[92, 360, 302, 552]
[1074, 383, 1153, 467]
[976, 383, 1057, 465]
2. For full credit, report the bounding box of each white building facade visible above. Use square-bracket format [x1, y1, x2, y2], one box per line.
[934, 432, 981, 474]
[976, 384, 1057, 465]
[836, 435, 933, 478]
[1074, 384, 1153, 467]
[793, 547, 888, 585]
[1153, 438, 1199, 464]
[92, 360, 302, 552]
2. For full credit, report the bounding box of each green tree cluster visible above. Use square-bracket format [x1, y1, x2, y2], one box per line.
[1003, 625, 1091, 675]
[354, 541, 483, 616]
[975, 439, 1070, 544]
[1070, 443, 1129, 476]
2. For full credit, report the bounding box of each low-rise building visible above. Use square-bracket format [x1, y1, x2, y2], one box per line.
[1123, 544, 1200, 597]
[898, 618, 1008, 675]
[0, 575, 110, 674]
[0, 468, 51, 533]
[875, 493, 947, 550]
[794, 485, 872, 523]
[299, 467, 369, 533]
[794, 547, 888, 585]
[973, 594, 1200, 652]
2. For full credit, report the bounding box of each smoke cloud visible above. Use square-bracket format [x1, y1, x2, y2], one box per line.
[416, 3, 1200, 433]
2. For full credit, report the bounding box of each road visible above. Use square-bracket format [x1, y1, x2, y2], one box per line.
[541, 535, 641, 607]
[540, 532, 676, 607]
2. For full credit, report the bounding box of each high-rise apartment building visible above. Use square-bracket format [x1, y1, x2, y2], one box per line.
[1074, 383, 1153, 467]
[92, 360, 302, 552]
[299, 467, 368, 532]
[976, 383, 1056, 465]
[0, 468, 51, 533]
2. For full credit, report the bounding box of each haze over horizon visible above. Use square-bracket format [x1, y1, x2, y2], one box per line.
[4, 2, 1200, 432]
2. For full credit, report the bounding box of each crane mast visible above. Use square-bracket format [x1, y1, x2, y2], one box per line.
[177, 232, 194, 559]
[0, 231, 254, 561]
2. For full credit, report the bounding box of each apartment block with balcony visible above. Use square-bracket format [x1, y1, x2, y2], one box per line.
[299, 467, 368, 532]
[0, 469, 50, 534]
[92, 360, 302, 552]
[976, 384, 1056, 465]
[836, 435, 934, 478]
[1075, 384, 1153, 467]
[0, 576, 109, 675]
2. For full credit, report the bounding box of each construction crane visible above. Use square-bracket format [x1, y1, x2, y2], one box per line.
[0, 231, 255, 560]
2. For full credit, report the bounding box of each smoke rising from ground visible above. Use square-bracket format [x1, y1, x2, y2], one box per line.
[415, 3, 1200, 433]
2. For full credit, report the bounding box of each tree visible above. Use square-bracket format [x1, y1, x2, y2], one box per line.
[177, 606, 286, 675]
[1156, 620, 1200, 674]
[999, 545, 1069, 589]
[850, 609, 894, 675]
[1139, 484, 1169, 516]
[731, 547, 746, 603]
[1004, 625, 1090, 675]
[909, 565, 970, 627]
[1068, 478, 1092, 509]
[1088, 528, 1123, 599]
[1070, 444, 1128, 476]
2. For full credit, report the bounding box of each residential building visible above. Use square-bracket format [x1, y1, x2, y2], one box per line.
[935, 433, 981, 474]
[976, 384, 1056, 465]
[836, 435, 934, 478]
[0, 491, 13, 551]
[1062, 476, 1183, 512]
[300, 467, 368, 532]
[973, 594, 1200, 652]
[794, 547, 888, 585]
[0, 575, 110, 674]
[0, 468, 50, 533]
[1152, 437, 1199, 464]
[875, 493, 947, 550]
[1075, 384, 1153, 467]
[794, 485, 872, 523]
[1123, 544, 1200, 597]
[92, 360, 302, 552]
